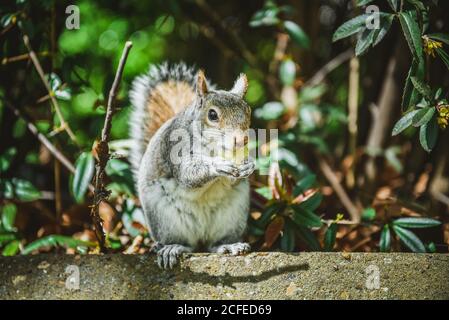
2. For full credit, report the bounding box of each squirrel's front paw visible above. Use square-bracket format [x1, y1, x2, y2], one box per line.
[236, 159, 255, 178]
[210, 242, 251, 255]
[212, 159, 239, 178]
[157, 244, 192, 269]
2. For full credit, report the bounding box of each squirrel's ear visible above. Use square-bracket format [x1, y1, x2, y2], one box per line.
[230, 73, 248, 98]
[196, 70, 208, 97]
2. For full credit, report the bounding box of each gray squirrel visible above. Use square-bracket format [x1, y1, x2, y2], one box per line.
[129, 62, 255, 269]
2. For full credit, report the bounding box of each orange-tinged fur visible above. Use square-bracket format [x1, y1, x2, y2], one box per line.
[144, 80, 195, 144]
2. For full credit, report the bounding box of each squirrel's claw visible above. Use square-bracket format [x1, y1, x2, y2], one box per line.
[213, 159, 239, 177]
[211, 242, 251, 255]
[236, 160, 255, 178]
[156, 244, 192, 269]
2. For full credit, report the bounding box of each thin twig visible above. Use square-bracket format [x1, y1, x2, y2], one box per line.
[322, 219, 360, 226]
[269, 33, 289, 74]
[431, 191, 449, 208]
[317, 155, 361, 223]
[346, 56, 360, 188]
[22, 35, 78, 144]
[4, 99, 95, 193]
[5, 100, 76, 174]
[305, 49, 353, 87]
[1, 52, 50, 65]
[90, 41, 133, 252]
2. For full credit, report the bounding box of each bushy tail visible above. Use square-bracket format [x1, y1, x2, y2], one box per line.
[129, 62, 197, 177]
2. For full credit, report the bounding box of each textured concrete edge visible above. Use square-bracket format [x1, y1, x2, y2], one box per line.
[0, 252, 448, 300]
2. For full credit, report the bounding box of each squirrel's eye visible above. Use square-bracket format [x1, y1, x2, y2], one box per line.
[208, 109, 219, 122]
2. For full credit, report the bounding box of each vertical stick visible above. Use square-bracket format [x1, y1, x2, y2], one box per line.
[347, 56, 360, 189]
[54, 154, 62, 233]
[90, 41, 133, 252]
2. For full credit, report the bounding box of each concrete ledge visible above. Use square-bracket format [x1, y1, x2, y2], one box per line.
[1, 253, 448, 299]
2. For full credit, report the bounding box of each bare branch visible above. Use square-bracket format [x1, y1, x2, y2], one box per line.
[346, 56, 360, 188]
[90, 41, 133, 252]
[4, 100, 96, 194]
[22, 35, 78, 144]
[305, 49, 353, 87]
[317, 155, 361, 223]
[5, 100, 76, 174]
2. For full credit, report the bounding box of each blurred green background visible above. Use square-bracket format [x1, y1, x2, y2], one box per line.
[1, 0, 448, 255]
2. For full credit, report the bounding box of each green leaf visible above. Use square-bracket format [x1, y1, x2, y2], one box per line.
[8, 178, 41, 202]
[279, 59, 296, 86]
[298, 193, 323, 212]
[385, 146, 403, 173]
[402, 58, 425, 111]
[1, 203, 17, 232]
[46, 73, 62, 92]
[292, 205, 323, 228]
[256, 202, 285, 228]
[393, 217, 441, 228]
[107, 237, 122, 250]
[2, 240, 20, 256]
[405, 0, 426, 11]
[283, 21, 309, 48]
[0, 233, 17, 246]
[0, 14, 14, 27]
[333, 14, 368, 42]
[356, 0, 374, 6]
[299, 84, 327, 103]
[379, 225, 391, 252]
[419, 116, 438, 152]
[293, 174, 316, 196]
[324, 223, 337, 251]
[436, 48, 449, 71]
[0, 148, 17, 172]
[249, 5, 280, 27]
[427, 242, 436, 253]
[410, 77, 432, 99]
[254, 102, 285, 120]
[72, 152, 95, 203]
[55, 88, 72, 101]
[296, 225, 321, 251]
[435, 88, 443, 100]
[22, 235, 96, 255]
[280, 220, 296, 252]
[105, 158, 130, 175]
[387, 0, 399, 11]
[105, 159, 135, 195]
[373, 14, 394, 46]
[392, 109, 421, 136]
[392, 225, 426, 252]
[399, 11, 423, 61]
[362, 207, 376, 221]
[412, 107, 435, 127]
[255, 186, 273, 200]
[355, 27, 376, 56]
[428, 33, 449, 46]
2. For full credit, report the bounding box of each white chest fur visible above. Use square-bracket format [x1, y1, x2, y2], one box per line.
[139, 177, 250, 248]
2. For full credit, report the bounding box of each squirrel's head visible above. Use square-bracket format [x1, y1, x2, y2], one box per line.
[192, 70, 251, 151]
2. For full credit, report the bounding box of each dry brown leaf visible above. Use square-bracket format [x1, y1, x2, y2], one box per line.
[262, 216, 285, 250]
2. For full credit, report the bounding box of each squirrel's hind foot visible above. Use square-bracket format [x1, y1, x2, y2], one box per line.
[157, 244, 193, 269]
[210, 242, 251, 255]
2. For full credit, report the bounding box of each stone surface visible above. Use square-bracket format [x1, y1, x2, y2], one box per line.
[0, 252, 448, 300]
